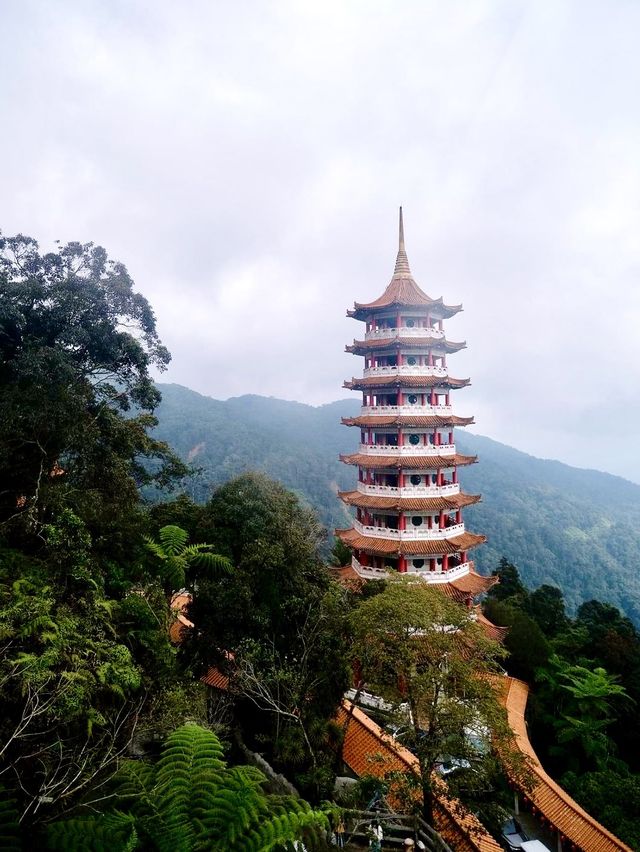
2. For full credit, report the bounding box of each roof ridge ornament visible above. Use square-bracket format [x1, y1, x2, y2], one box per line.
[394, 206, 411, 277]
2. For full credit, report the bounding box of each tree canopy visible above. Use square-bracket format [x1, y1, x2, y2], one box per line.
[350, 578, 520, 826]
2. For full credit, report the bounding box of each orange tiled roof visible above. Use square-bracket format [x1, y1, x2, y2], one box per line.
[201, 665, 230, 690]
[345, 374, 470, 391]
[450, 571, 497, 597]
[329, 563, 367, 591]
[335, 527, 486, 556]
[342, 414, 475, 428]
[347, 336, 466, 355]
[340, 452, 477, 469]
[169, 592, 194, 644]
[474, 608, 508, 642]
[338, 490, 481, 512]
[500, 678, 633, 852]
[337, 702, 501, 852]
[348, 281, 462, 321]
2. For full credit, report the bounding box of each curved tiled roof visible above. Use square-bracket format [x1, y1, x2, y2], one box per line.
[347, 336, 466, 355]
[342, 415, 475, 428]
[338, 490, 481, 512]
[337, 701, 501, 852]
[501, 678, 633, 852]
[340, 452, 477, 469]
[345, 374, 470, 390]
[336, 527, 486, 555]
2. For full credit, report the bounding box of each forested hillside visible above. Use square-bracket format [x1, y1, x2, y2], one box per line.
[154, 383, 640, 623]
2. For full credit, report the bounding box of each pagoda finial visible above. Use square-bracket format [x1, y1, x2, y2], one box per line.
[394, 206, 411, 276]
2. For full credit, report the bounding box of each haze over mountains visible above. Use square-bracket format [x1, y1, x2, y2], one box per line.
[153, 383, 640, 624]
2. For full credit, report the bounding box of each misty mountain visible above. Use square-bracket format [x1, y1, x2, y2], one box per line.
[152, 383, 640, 623]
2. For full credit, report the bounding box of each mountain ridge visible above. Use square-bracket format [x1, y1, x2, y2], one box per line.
[151, 383, 640, 623]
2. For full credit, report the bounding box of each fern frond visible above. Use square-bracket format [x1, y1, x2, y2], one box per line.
[183, 549, 233, 575]
[47, 811, 137, 852]
[158, 526, 189, 556]
[144, 538, 167, 560]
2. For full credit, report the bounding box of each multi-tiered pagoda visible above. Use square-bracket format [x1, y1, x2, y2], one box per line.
[336, 209, 494, 599]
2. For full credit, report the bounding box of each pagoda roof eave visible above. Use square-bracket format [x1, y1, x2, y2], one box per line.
[347, 337, 466, 354]
[335, 527, 486, 555]
[338, 490, 481, 511]
[348, 297, 463, 321]
[340, 452, 477, 469]
[344, 375, 470, 391]
[342, 415, 475, 428]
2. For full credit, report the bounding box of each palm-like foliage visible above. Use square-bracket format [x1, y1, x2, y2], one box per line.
[47, 723, 328, 851]
[144, 525, 232, 593]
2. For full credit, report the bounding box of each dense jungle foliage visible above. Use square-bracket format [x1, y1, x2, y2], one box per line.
[484, 558, 640, 848]
[0, 235, 334, 849]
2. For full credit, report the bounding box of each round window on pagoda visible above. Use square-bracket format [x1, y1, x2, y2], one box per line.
[409, 434, 420, 445]
[413, 559, 425, 569]
[407, 356, 417, 366]
[406, 319, 415, 328]
[408, 394, 418, 405]
[412, 516, 423, 526]
[410, 475, 421, 485]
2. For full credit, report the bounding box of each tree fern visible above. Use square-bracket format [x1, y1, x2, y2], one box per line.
[145, 526, 232, 596]
[48, 724, 327, 851]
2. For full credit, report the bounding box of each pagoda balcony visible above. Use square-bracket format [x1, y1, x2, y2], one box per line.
[353, 519, 465, 540]
[351, 555, 471, 583]
[362, 364, 447, 377]
[350, 557, 391, 580]
[361, 404, 453, 416]
[364, 326, 445, 341]
[356, 482, 461, 497]
[407, 561, 472, 584]
[358, 443, 456, 456]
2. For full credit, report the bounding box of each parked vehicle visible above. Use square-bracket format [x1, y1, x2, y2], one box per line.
[501, 817, 529, 850]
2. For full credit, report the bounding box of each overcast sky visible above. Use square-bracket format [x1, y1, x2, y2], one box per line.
[3, 1, 640, 481]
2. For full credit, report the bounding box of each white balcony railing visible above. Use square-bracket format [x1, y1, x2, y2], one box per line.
[358, 443, 456, 457]
[352, 556, 471, 585]
[351, 557, 391, 580]
[353, 519, 465, 541]
[408, 561, 472, 584]
[356, 482, 460, 497]
[360, 404, 452, 416]
[362, 364, 447, 378]
[364, 326, 445, 341]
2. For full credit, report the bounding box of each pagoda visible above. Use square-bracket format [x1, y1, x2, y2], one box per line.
[336, 209, 494, 599]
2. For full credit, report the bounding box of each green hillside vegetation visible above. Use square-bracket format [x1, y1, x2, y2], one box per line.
[153, 383, 640, 623]
[484, 559, 640, 849]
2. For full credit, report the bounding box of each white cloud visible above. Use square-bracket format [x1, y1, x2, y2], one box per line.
[2, 0, 640, 480]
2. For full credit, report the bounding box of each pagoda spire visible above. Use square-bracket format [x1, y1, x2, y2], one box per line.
[393, 206, 411, 277]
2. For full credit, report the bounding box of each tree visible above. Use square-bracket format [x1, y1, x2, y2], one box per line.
[349, 578, 523, 826]
[0, 234, 193, 832]
[487, 557, 529, 605]
[561, 767, 640, 850]
[144, 524, 232, 598]
[534, 655, 628, 772]
[529, 584, 568, 638]
[329, 536, 352, 567]
[0, 233, 186, 553]
[47, 723, 328, 851]
[183, 474, 350, 796]
[483, 599, 551, 682]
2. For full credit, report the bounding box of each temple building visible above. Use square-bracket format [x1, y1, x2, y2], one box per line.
[336, 209, 494, 600]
